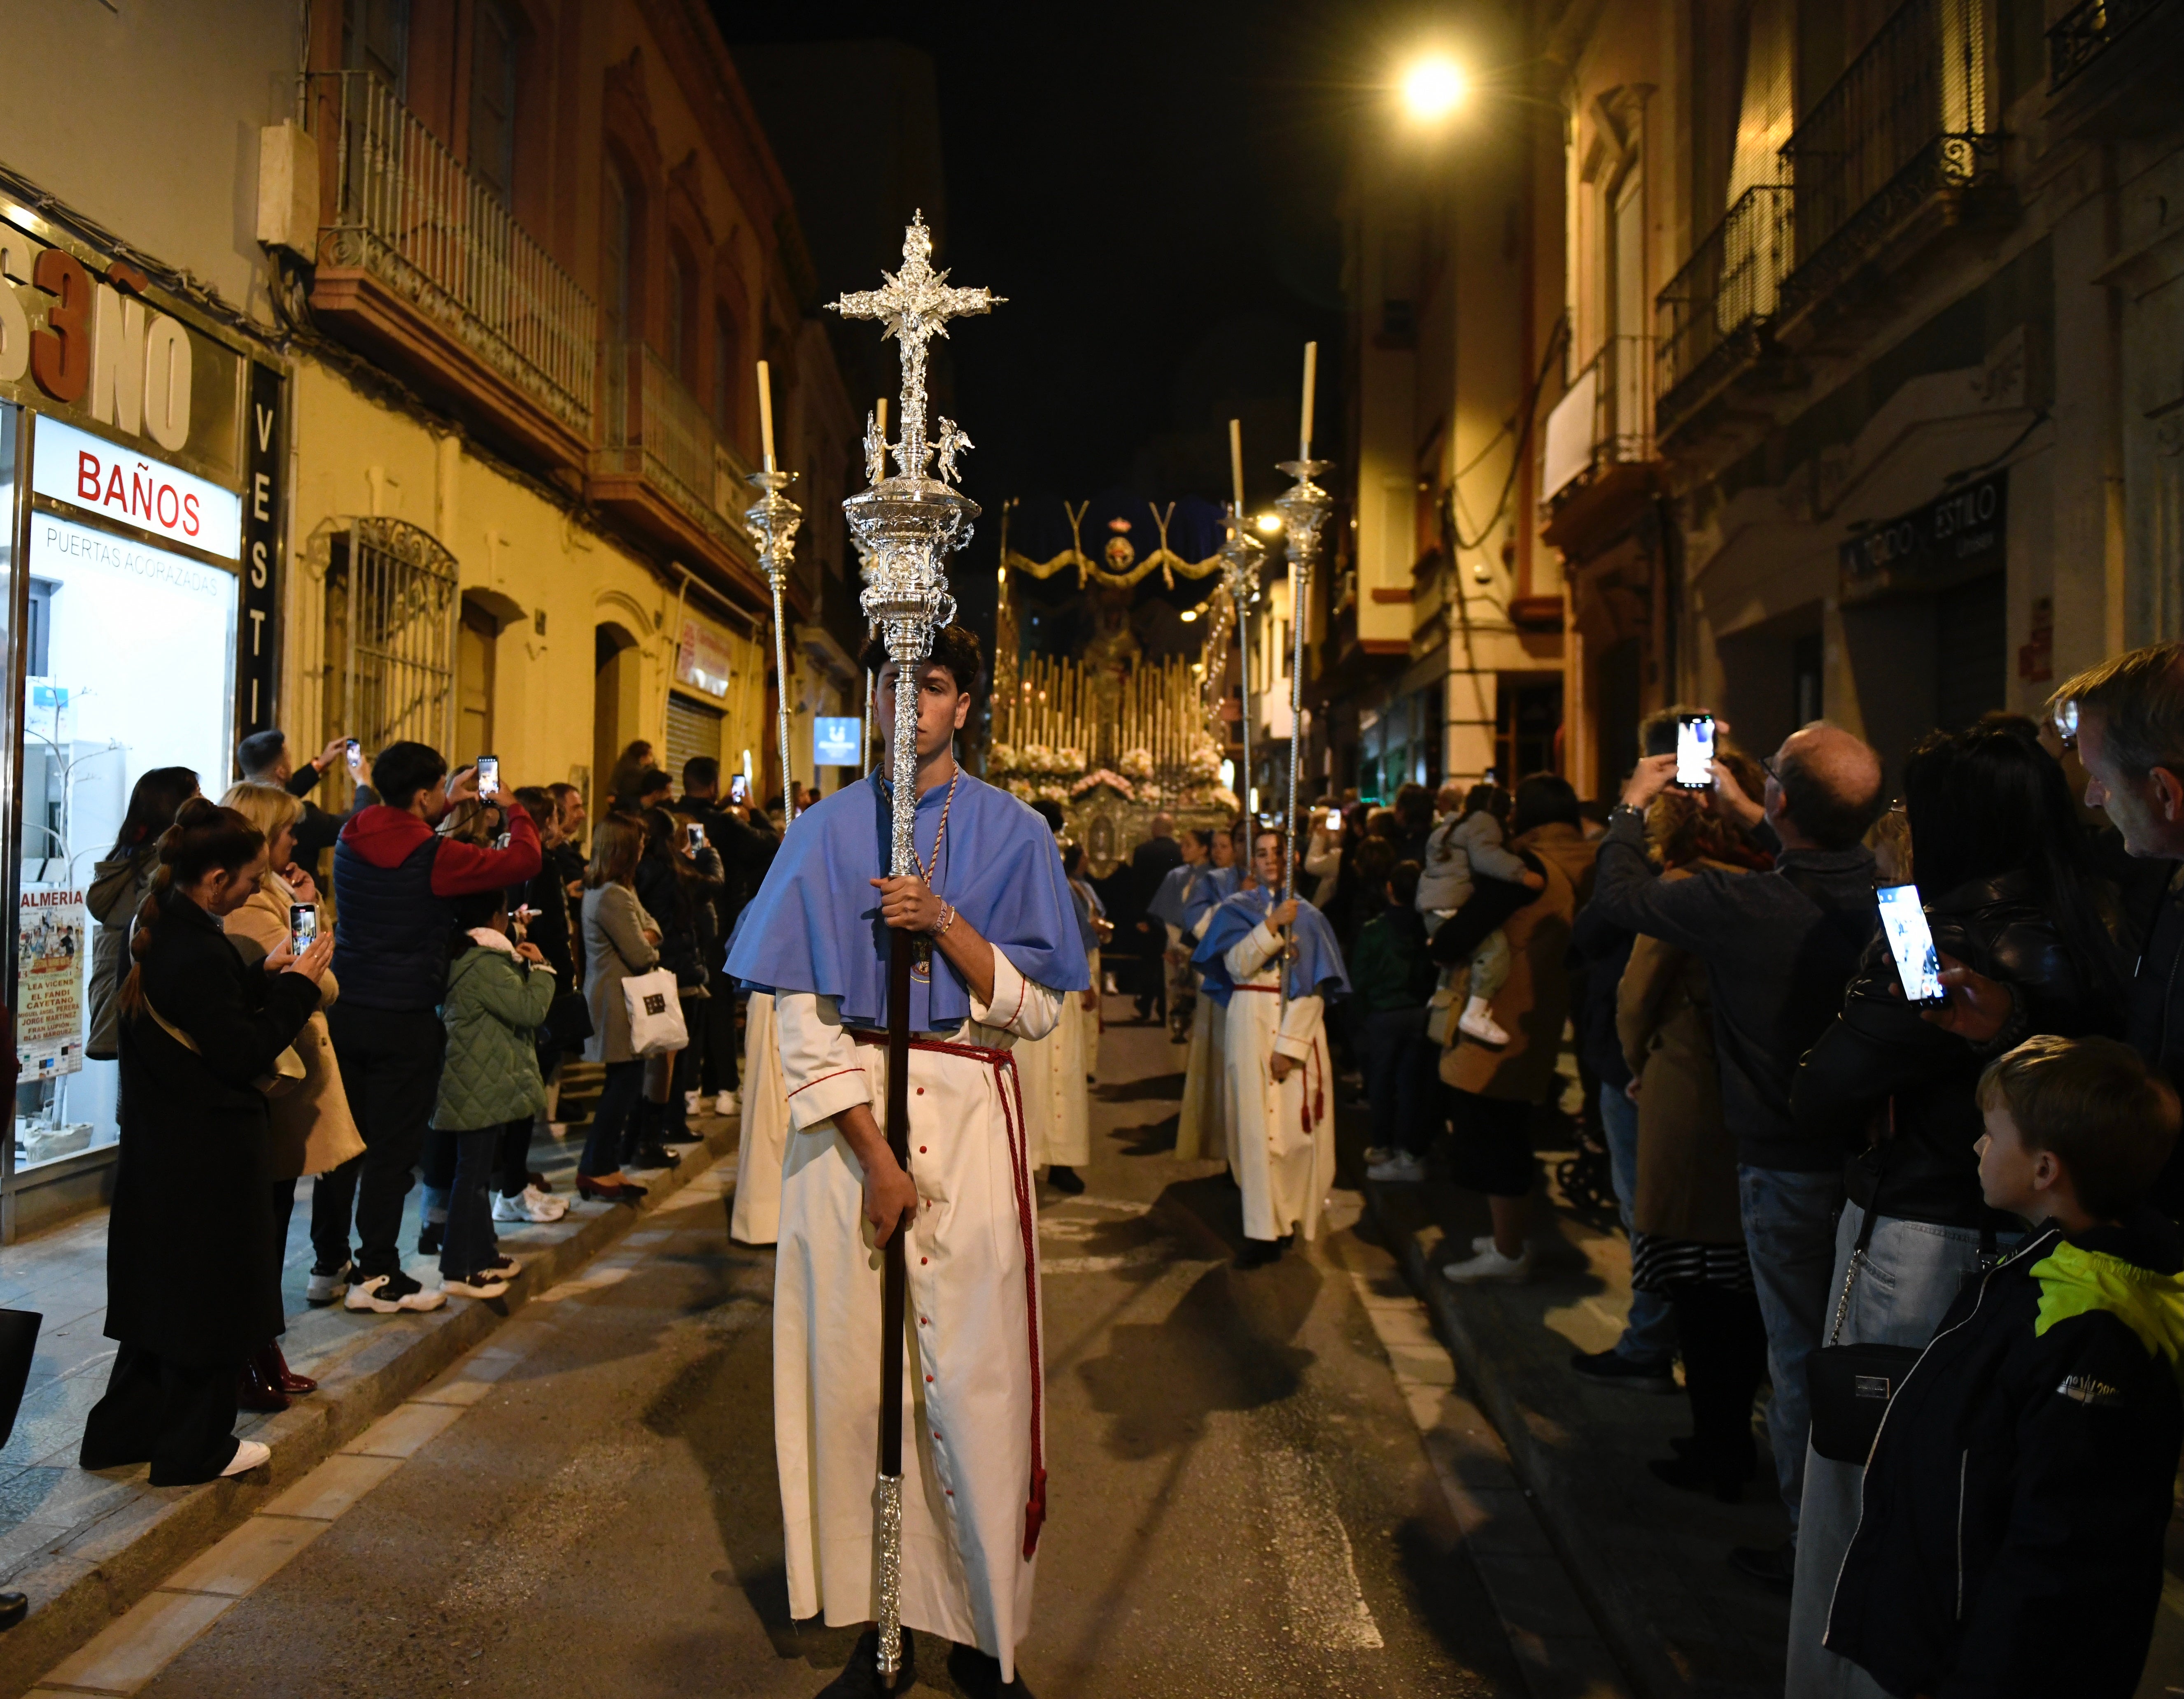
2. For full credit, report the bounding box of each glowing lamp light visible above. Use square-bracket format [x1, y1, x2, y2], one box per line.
[1254, 512, 1282, 535]
[1401, 56, 1469, 121]
[1179, 606, 1199, 623]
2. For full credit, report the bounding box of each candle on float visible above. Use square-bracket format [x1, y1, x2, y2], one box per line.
[1298, 342, 1317, 461]
[1228, 418, 1247, 519]
[757, 360, 777, 470]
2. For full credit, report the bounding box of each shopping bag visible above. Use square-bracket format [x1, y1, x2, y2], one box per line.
[622, 967, 688, 1057]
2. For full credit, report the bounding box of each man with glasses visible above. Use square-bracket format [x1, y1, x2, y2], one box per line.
[1589, 721, 1886, 1591]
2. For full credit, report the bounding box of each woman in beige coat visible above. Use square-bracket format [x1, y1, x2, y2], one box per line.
[1616, 775, 1772, 1502]
[578, 815, 660, 1201]
[217, 782, 364, 1410]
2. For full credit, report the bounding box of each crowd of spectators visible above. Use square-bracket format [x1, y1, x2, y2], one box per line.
[77, 728, 779, 1485]
[1336, 640, 2184, 1698]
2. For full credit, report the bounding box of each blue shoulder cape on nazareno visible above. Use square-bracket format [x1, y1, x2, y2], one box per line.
[1192, 883, 1350, 1008]
[725, 768, 1092, 1031]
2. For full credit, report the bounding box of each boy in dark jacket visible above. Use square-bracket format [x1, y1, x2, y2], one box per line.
[1825, 1034, 2184, 1699]
[1351, 861, 1441, 1183]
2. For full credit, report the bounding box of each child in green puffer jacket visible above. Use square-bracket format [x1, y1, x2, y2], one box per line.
[431, 890, 557, 1299]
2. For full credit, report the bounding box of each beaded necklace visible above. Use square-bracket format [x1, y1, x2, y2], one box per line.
[904, 764, 960, 972]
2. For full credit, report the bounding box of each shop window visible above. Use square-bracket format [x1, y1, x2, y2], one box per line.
[469, 0, 519, 203]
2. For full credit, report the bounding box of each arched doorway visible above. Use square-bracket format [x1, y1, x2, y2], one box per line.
[594, 620, 643, 815]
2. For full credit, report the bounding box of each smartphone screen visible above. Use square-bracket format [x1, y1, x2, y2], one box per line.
[345, 738, 361, 774]
[1324, 809, 1342, 832]
[289, 903, 317, 958]
[1674, 714, 1715, 789]
[1876, 884, 1948, 1007]
[476, 755, 499, 798]
[685, 821, 705, 851]
[728, 774, 749, 805]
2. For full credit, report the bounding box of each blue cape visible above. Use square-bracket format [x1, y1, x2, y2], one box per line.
[1192, 884, 1350, 1008]
[1182, 863, 1242, 933]
[1147, 861, 1211, 930]
[725, 768, 1091, 1031]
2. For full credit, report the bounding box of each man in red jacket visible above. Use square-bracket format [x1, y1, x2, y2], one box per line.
[308, 741, 541, 1315]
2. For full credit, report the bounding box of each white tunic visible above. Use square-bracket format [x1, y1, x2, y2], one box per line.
[1019, 977, 1090, 1169]
[730, 990, 790, 1246]
[774, 952, 1061, 1681]
[1172, 913, 1228, 1164]
[1218, 920, 1331, 1242]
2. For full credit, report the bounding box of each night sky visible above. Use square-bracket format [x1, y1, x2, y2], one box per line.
[715, 1, 1414, 657]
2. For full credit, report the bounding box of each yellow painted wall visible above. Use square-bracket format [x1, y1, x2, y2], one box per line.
[282, 358, 772, 808]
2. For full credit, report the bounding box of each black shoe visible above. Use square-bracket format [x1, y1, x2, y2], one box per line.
[417, 1220, 444, 1257]
[0, 1590, 24, 1630]
[1569, 1345, 1678, 1394]
[629, 1142, 681, 1170]
[1046, 1165, 1085, 1195]
[1648, 1448, 1754, 1503]
[1729, 1538, 1796, 1592]
[1235, 1238, 1282, 1270]
[659, 1120, 704, 1145]
[947, 1641, 1035, 1698]
[814, 1627, 916, 1696]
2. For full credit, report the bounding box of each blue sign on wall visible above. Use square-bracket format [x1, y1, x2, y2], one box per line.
[813, 717, 862, 766]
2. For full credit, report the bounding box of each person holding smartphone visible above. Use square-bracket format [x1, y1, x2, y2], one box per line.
[237, 728, 371, 868]
[1781, 723, 2127, 1690]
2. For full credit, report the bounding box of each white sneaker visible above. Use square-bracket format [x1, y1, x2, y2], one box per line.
[1361, 1144, 1396, 1167]
[1457, 996, 1510, 1046]
[442, 1272, 510, 1300]
[1441, 1243, 1533, 1283]
[344, 1271, 447, 1313]
[683, 1090, 702, 1115]
[1366, 1152, 1426, 1183]
[715, 1091, 739, 1117]
[492, 1185, 569, 1224]
[1472, 1233, 1498, 1255]
[221, 1439, 272, 1478]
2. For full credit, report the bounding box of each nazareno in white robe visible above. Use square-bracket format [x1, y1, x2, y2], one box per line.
[729, 989, 790, 1246]
[774, 950, 1061, 1680]
[1172, 913, 1229, 1165]
[1019, 974, 1090, 1170]
[1218, 919, 1331, 1243]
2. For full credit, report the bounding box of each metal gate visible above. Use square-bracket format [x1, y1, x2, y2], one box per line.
[324, 517, 459, 789]
[665, 690, 724, 791]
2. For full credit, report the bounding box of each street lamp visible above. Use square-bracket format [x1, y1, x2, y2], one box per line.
[1400, 56, 1469, 121]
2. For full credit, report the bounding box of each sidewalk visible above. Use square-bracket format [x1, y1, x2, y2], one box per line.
[1362, 1132, 2184, 1699]
[0, 1097, 742, 1697]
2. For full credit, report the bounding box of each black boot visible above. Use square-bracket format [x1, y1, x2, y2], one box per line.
[1234, 1237, 1282, 1270]
[813, 1627, 915, 1697]
[626, 1099, 681, 1171]
[947, 1641, 1035, 1697]
[1045, 1164, 1085, 1195]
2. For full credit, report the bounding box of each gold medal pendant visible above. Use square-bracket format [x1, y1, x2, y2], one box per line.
[912, 936, 932, 976]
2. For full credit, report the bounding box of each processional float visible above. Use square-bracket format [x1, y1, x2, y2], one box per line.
[830, 212, 1000, 1690]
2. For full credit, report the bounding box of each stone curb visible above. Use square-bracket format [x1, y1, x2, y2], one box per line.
[0, 1119, 739, 1699]
[1362, 1179, 1683, 1699]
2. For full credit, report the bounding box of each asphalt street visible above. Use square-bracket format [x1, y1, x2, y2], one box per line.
[83, 1002, 1530, 1698]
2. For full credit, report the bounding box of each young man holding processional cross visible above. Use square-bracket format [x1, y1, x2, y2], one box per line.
[725, 623, 1089, 1699]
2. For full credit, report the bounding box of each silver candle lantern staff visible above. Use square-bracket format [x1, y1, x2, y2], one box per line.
[746, 360, 802, 825]
[1274, 343, 1333, 1013]
[830, 210, 1001, 1692]
[1221, 419, 1265, 825]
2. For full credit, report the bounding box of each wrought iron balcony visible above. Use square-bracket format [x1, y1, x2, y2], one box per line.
[590, 341, 761, 582]
[1653, 185, 1792, 436]
[304, 70, 596, 459]
[2049, 0, 2172, 90]
[1772, 0, 2002, 327]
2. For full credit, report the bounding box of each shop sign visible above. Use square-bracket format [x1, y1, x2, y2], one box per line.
[31, 417, 242, 559]
[237, 363, 285, 733]
[0, 212, 244, 485]
[16, 884, 85, 1079]
[1838, 470, 2007, 604]
[814, 717, 861, 766]
[675, 618, 734, 698]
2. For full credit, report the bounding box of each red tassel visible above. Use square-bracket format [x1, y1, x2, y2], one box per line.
[1023, 1466, 1048, 1557]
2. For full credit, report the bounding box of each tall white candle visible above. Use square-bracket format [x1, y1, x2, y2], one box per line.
[1229, 418, 1246, 517]
[1299, 342, 1317, 461]
[757, 359, 776, 469]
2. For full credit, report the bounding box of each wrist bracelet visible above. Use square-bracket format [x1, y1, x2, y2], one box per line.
[932, 901, 957, 940]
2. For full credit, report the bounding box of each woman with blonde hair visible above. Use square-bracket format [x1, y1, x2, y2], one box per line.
[578, 814, 660, 1200]
[216, 782, 364, 1408]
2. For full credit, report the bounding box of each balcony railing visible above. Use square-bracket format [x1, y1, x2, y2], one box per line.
[594, 341, 755, 556]
[1774, 0, 2000, 322]
[1654, 185, 1792, 426]
[305, 70, 595, 436]
[2049, 0, 2173, 89]
[1542, 333, 1655, 505]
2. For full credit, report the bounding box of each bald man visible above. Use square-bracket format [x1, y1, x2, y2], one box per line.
[1590, 721, 1886, 1593]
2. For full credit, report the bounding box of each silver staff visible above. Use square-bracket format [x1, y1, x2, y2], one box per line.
[831, 211, 1000, 1690]
[1217, 501, 1264, 826]
[1273, 454, 1331, 1010]
[745, 466, 803, 826]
